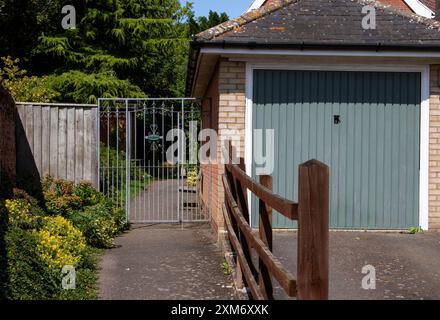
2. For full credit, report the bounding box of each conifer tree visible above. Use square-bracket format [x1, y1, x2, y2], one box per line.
[35, 0, 190, 98]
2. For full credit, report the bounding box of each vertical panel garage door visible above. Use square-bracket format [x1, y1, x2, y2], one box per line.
[251, 70, 421, 229]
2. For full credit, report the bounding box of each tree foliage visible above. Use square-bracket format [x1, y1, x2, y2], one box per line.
[0, 0, 229, 103]
[188, 10, 229, 36]
[0, 56, 59, 102]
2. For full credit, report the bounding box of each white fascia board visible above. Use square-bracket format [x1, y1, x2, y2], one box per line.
[404, 0, 435, 18]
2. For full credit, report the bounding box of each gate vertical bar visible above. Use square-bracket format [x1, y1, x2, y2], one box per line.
[181, 99, 185, 224]
[134, 107, 137, 221]
[97, 99, 101, 193]
[116, 109, 119, 207]
[106, 107, 110, 196]
[143, 102, 146, 221]
[170, 103, 174, 222]
[125, 100, 130, 223]
[177, 110, 181, 223]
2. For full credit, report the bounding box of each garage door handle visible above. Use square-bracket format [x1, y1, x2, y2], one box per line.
[334, 115, 341, 124]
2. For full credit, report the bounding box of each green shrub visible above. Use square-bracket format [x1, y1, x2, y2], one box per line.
[42, 176, 82, 215]
[0, 56, 60, 103]
[66, 201, 126, 248]
[1, 177, 126, 299]
[2, 224, 99, 300]
[41, 176, 127, 247]
[47, 70, 145, 104]
[112, 207, 127, 233]
[2, 225, 60, 300]
[73, 181, 103, 206]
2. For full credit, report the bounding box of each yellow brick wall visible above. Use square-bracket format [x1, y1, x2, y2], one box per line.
[429, 65, 440, 230]
[212, 60, 247, 235]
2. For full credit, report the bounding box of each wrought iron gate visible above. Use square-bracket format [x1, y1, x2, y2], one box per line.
[98, 98, 210, 224]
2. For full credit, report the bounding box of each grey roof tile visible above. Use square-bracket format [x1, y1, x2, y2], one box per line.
[195, 0, 440, 46]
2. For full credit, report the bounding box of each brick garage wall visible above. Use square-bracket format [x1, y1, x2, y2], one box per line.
[201, 66, 220, 233]
[0, 85, 16, 198]
[429, 64, 440, 230]
[214, 60, 246, 236]
[200, 59, 247, 238]
[205, 60, 440, 232]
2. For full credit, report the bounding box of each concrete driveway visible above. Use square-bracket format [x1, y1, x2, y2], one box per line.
[273, 231, 440, 300]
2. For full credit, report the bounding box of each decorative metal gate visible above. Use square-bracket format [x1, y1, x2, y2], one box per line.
[98, 98, 210, 224]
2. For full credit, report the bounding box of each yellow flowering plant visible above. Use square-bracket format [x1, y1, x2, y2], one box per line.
[4, 199, 36, 226]
[186, 168, 199, 187]
[33, 216, 86, 270]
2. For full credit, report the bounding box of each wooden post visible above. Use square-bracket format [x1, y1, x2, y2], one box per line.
[258, 175, 273, 299]
[236, 158, 249, 221]
[226, 142, 244, 290]
[224, 179, 244, 290]
[297, 159, 329, 300]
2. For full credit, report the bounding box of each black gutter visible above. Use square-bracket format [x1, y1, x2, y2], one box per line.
[185, 45, 201, 97]
[191, 40, 440, 52]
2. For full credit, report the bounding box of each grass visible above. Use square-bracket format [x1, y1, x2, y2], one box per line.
[128, 178, 152, 198]
[221, 260, 232, 276]
[408, 226, 423, 234]
[118, 176, 157, 200]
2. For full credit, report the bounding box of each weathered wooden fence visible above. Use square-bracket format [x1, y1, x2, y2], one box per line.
[15, 102, 98, 187]
[222, 148, 329, 300]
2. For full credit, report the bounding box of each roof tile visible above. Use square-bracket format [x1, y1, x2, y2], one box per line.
[195, 0, 440, 46]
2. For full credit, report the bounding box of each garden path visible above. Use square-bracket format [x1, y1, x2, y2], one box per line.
[98, 224, 237, 300]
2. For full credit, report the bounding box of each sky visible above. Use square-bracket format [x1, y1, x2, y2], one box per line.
[180, 0, 252, 19]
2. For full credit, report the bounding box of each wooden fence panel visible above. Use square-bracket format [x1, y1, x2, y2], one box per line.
[33, 106, 42, 173]
[74, 107, 84, 183]
[15, 103, 98, 187]
[58, 107, 67, 178]
[49, 107, 58, 177]
[66, 107, 76, 181]
[41, 106, 51, 176]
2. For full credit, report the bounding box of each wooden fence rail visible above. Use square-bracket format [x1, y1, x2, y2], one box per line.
[222, 149, 329, 300]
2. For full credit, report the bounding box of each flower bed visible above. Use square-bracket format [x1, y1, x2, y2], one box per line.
[0, 176, 127, 300]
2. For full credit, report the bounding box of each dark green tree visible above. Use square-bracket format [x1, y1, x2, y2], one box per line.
[0, 0, 64, 65]
[34, 0, 190, 99]
[188, 10, 229, 36]
[0, 0, 229, 103]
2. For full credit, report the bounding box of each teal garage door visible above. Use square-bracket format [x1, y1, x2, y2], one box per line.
[251, 70, 421, 229]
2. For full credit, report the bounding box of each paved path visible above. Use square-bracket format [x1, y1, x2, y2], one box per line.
[272, 231, 440, 299]
[129, 180, 201, 223]
[98, 224, 236, 300]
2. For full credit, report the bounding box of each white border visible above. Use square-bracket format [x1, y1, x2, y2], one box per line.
[245, 62, 430, 230]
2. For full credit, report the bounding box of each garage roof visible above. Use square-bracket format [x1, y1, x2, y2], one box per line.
[194, 0, 440, 46]
[186, 0, 440, 96]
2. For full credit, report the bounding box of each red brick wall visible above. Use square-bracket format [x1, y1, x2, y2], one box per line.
[0, 86, 16, 198]
[201, 60, 246, 237]
[201, 64, 221, 234]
